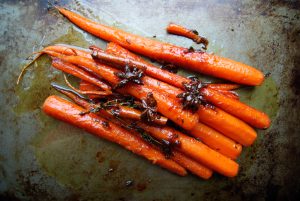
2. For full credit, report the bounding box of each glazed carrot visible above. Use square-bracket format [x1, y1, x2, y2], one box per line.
[79, 80, 102, 99]
[52, 58, 111, 91]
[43, 95, 187, 176]
[166, 23, 209, 47]
[189, 123, 242, 159]
[134, 122, 239, 177]
[57, 7, 264, 85]
[171, 151, 212, 179]
[42, 50, 198, 130]
[197, 105, 257, 146]
[201, 88, 271, 129]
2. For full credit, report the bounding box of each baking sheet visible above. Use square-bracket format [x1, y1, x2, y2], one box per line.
[0, 0, 299, 200]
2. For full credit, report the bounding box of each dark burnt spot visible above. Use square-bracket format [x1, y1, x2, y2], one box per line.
[0, 192, 21, 201]
[269, 0, 300, 10]
[136, 182, 147, 191]
[96, 151, 105, 163]
[290, 56, 300, 95]
[265, 183, 280, 201]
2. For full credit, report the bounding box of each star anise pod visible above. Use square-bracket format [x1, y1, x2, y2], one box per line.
[176, 78, 210, 111]
[140, 92, 161, 123]
[114, 65, 144, 89]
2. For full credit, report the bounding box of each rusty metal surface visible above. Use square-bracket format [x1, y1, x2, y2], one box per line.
[0, 0, 299, 200]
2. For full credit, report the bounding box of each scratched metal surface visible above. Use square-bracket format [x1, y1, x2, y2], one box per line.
[0, 0, 299, 200]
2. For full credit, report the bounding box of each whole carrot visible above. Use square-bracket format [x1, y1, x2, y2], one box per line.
[57, 7, 264, 85]
[166, 23, 209, 48]
[200, 88, 271, 129]
[43, 95, 187, 176]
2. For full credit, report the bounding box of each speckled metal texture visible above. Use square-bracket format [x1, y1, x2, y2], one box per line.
[0, 0, 299, 200]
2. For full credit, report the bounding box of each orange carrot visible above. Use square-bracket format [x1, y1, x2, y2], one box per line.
[135, 122, 239, 177]
[43, 95, 187, 176]
[57, 7, 264, 85]
[197, 105, 257, 146]
[166, 23, 209, 47]
[52, 58, 111, 91]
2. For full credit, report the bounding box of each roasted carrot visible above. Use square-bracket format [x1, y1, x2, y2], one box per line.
[200, 88, 271, 129]
[189, 123, 242, 159]
[197, 105, 257, 146]
[57, 7, 264, 85]
[136, 122, 239, 177]
[52, 58, 111, 91]
[43, 95, 187, 176]
[171, 151, 212, 179]
[166, 23, 209, 48]
[42, 50, 198, 130]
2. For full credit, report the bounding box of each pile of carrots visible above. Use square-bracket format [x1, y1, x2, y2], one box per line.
[21, 7, 271, 179]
